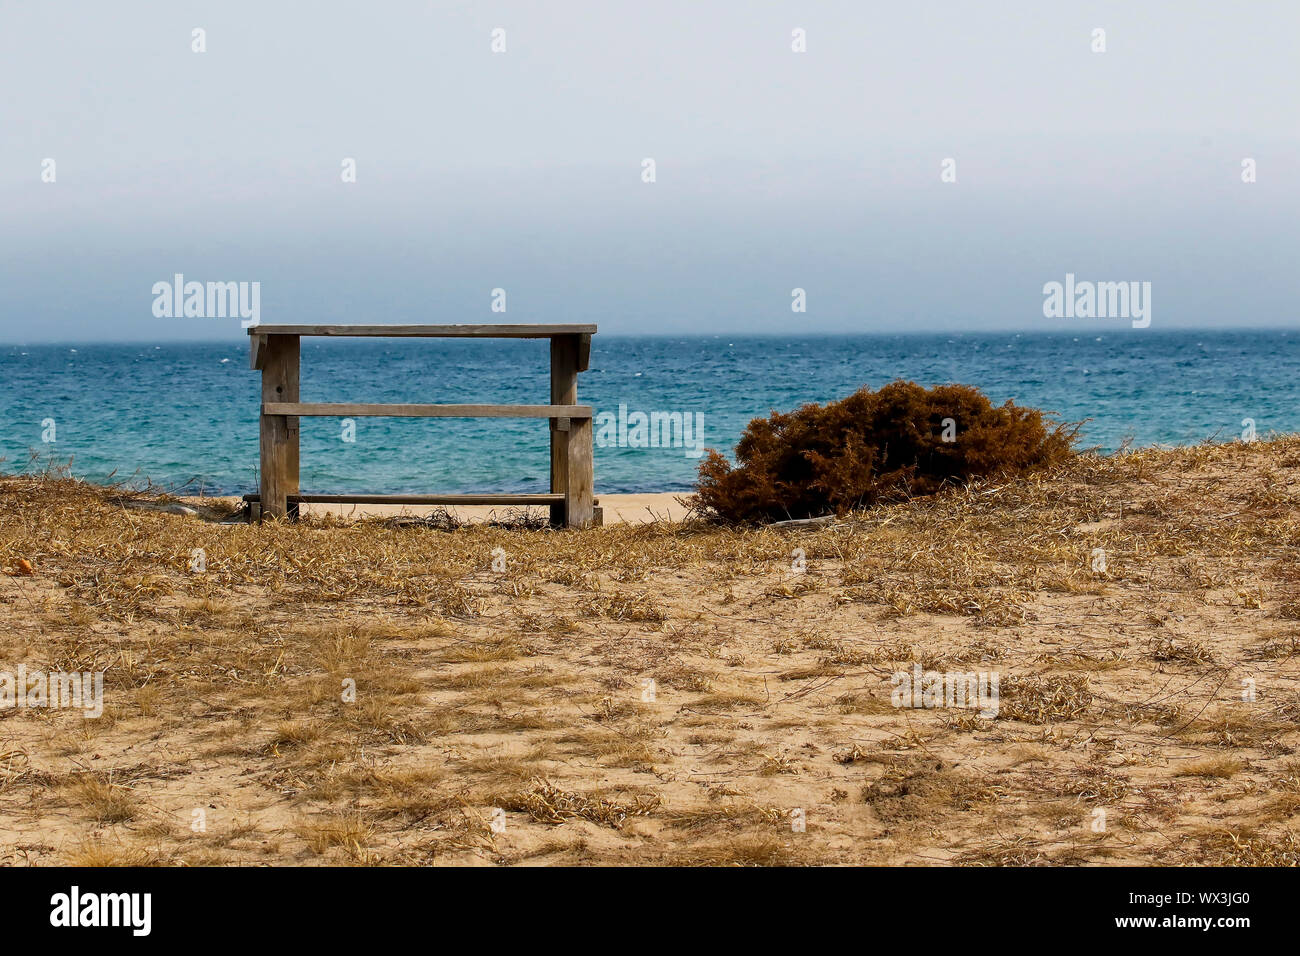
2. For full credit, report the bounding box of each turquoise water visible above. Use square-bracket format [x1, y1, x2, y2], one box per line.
[1, 330, 1297, 495]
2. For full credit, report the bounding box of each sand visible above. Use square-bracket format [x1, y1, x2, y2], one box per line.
[185, 494, 691, 522]
[4, 439, 1300, 866]
[186, 492, 690, 525]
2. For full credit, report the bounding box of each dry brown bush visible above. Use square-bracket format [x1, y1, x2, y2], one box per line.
[694, 380, 1077, 523]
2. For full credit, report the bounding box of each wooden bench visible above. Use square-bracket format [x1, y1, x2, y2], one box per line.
[246, 324, 598, 528]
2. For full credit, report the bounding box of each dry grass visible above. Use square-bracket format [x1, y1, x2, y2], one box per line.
[500, 779, 661, 828]
[295, 813, 375, 861]
[999, 675, 1093, 724]
[3, 437, 1300, 865]
[1174, 755, 1247, 778]
[65, 775, 140, 824]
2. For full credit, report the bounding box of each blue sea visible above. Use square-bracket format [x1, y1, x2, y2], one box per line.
[1, 330, 1297, 496]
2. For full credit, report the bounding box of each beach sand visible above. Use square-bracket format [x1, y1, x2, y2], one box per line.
[187, 492, 691, 525]
[4, 438, 1300, 866]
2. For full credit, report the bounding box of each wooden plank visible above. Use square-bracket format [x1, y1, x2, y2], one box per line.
[249, 333, 267, 370]
[283, 337, 300, 518]
[565, 415, 595, 529]
[244, 493, 586, 506]
[258, 335, 298, 520]
[577, 333, 591, 372]
[550, 336, 579, 526]
[246, 324, 597, 338]
[263, 402, 591, 418]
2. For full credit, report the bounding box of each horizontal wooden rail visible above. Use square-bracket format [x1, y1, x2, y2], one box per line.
[251, 327, 591, 372]
[244, 493, 599, 506]
[263, 402, 591, 419]
[249, 324, 596, 338]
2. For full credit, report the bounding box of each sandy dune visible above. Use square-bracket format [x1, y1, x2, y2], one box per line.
[4, 439, 1300, 866]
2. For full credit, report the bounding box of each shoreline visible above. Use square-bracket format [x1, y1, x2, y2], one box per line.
[184, 491, 692, 524]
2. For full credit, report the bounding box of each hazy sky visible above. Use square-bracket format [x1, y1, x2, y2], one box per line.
[3, 0, 1297, 342]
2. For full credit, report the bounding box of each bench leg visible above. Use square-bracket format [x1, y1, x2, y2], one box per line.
[550, 336, 578, 527]
[565, 416, 594, 529]
[259, 335, 299, 521]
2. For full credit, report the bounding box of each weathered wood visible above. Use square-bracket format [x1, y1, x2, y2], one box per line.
[247, 324, 596, 338]
[250, 324, 597, 528]
[258, 335, 299, 520]
[550, 336, 579, 526]
[769, 515, 839, 529]
[249, 333, 267, 370]
[285, 339, 300, 518]
[565, 416, 595, 529]
[263, 402, 591, 419]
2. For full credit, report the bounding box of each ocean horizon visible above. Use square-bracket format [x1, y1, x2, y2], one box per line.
[3, 327, 1297, 497]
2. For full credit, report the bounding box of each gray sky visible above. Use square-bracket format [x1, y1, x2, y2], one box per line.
[2, 0, 1297, 342]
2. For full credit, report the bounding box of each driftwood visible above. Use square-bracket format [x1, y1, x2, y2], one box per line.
[110, 497, 242, 522]
[112, 498, 198, 517]
[768, 515, 839, 529]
